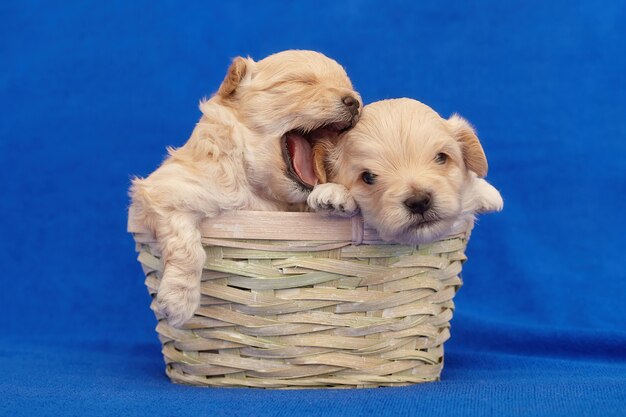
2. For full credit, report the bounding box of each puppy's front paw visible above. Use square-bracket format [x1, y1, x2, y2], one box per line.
[474, 179, 504, 213]
[155, 278, 200, 327]
[308, 183, 359, 217]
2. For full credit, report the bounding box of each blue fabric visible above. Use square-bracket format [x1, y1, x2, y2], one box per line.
[1, 1, 625, 416]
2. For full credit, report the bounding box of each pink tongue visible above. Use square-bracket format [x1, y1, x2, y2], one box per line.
[286, 133, 318, 187]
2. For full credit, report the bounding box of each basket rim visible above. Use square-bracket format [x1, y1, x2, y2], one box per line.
[127, 207, 472, 243]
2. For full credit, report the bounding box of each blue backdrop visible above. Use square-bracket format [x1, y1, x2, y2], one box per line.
[1, 1, 625, 416]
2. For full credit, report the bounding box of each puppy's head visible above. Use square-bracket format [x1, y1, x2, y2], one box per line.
[215, 50, 362, 203]
[327, 98, 488, 243]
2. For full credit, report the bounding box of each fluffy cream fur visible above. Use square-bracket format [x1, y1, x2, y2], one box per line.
[308, 98, 503, 243]
[130, 50, 361, 326]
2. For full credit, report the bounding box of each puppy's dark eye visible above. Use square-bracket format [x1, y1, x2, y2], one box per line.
[434, 153, 448, 164]
[362, 171, 377, 185]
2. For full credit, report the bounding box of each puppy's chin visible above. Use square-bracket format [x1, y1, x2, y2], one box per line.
[246, 150, 312, 205]
[282, 181, 314, 204]
[377, 217, 456, 245]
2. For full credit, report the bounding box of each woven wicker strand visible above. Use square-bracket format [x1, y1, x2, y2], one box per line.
[128, 209, 471, 389]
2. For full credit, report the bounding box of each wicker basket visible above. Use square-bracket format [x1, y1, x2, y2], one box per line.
[128, 209, 471, 389]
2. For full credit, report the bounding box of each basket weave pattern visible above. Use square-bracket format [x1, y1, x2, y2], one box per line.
[130, 211, 469, 389]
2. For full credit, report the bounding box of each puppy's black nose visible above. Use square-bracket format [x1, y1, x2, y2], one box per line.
[404, 192, 433, 215]
[342, 96, 360, 115]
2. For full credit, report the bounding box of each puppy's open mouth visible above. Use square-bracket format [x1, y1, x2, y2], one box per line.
[281, 120, 352, 191]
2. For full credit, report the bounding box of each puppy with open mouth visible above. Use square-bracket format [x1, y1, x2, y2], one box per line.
[130, 50, 361, 326]
[308, 98, 502, 244]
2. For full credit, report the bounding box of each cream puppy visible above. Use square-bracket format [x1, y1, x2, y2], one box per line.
[308, 98, 502, 244]
[130, 50, 361, 326]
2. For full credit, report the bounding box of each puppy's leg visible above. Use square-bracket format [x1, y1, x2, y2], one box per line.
[471, 178, 504, 213]
[307, 183, 359, 217]
[154, 210, 206, 327]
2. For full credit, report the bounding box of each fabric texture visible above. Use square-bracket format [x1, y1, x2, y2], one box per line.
[1, 1, 625, 416]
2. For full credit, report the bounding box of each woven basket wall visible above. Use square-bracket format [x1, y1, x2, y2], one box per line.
[128, 210, 471, 389]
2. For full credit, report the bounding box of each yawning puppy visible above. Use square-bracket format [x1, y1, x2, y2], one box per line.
[130, 50, 361, 326]
[308, 98, 502, 244]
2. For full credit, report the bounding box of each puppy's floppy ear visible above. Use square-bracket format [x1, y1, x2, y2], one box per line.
[217, 56, 253, 98]
[448, 114, 488, 177]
